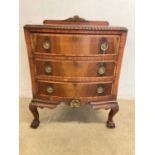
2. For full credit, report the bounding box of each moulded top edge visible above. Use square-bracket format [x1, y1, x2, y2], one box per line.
[23, 24, 128, 32]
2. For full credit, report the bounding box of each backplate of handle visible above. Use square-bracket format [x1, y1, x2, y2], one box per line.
[46, 86, 54, 94]
[42, 41, 51, 50]
[100, 41, 108, 52]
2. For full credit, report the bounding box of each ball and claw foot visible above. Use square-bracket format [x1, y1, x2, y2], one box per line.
[106, 120, 115, 128]
[30, 120, 40, 129]
[29, 101, 40, 129]
[106, 103, 119, 129]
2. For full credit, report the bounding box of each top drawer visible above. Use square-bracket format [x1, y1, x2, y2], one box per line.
[31, 34, 120, 56]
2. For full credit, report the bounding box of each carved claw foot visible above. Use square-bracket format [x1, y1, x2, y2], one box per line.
[106, 120, 115, 128]
[106, 103, 119, 128]
[30, 120, 40, 129]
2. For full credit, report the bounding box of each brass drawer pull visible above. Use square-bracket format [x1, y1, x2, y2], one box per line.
[70, 99, 81, 108]
[43, 41, 51, 50]
[45, 65, 52, 74]
[98, 66, 105, 75]
[97, 86, 104, 94]
[46, 86, 54, 94]
[100, 41, 108, 52]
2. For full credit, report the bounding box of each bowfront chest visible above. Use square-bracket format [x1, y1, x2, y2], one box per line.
[24, 16, 127, 128]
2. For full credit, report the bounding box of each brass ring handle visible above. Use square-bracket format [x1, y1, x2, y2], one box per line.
[97, 86, 104, 94]
[70, 99, 81, 108]
[100, 41, 108, 52]
[98, 66, 105, 75]
[46, 86, 54, 94]
[45, 65, 52, 74]
[43, 41, 51, 50]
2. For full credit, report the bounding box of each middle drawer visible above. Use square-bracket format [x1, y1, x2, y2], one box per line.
[35, 59, 116, 78]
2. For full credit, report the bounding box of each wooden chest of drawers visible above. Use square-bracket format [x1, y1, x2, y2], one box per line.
[24, 16, 127, 129]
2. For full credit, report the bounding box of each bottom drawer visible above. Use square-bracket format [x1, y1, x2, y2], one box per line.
[36, 81, 113, 98]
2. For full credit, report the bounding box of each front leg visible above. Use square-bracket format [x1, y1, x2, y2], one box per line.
[106, 103, 119, 128]
[29, 101, 40, 129]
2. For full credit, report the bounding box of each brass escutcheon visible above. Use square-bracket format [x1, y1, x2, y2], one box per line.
[70, 99, 81, 108]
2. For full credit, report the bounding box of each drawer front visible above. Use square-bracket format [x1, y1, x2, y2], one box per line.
[35, 60, 116, 77]
[37, 81, 112, 97]
[31, 33, 120, 55]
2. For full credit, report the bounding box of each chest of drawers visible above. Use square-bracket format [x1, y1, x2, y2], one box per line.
[24, 16, 127, 129]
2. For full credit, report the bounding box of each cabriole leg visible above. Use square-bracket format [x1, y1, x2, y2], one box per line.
[29, 101, 40, 129]
[106, 103, 119, 128]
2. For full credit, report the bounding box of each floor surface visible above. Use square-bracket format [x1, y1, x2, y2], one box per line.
[20, 98, 134, 155]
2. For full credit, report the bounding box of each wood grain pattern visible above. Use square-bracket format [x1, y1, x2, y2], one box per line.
[35, 59, 116, 77]
[31, 33, 120, 55]
[37, 81, 113, 97]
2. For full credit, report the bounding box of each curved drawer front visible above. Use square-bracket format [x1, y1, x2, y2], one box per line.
[37, 81, 112, 97]
[31, 33, 120, 55]
[35, 60, 115, 77]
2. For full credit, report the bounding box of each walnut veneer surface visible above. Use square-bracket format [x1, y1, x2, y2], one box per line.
[24, 15, 127, 129]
